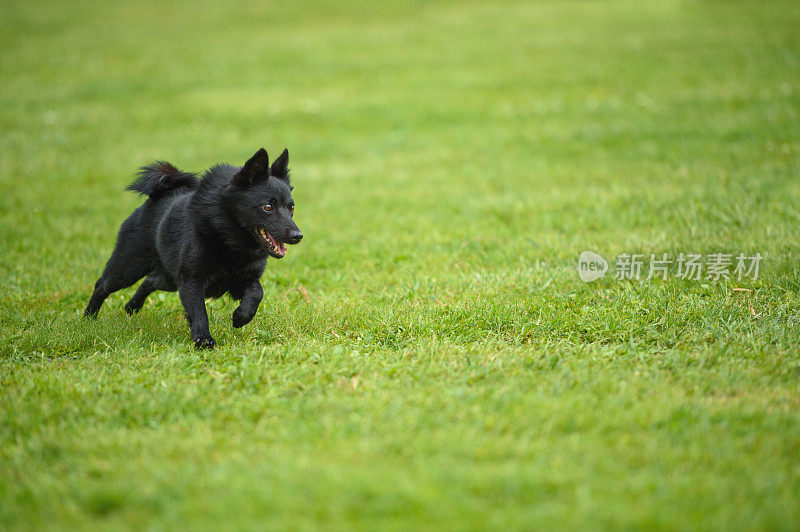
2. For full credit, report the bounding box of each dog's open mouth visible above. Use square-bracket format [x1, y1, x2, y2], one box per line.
[254, 228, 286, 258]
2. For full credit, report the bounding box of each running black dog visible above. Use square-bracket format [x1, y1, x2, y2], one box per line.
[84, 148, 302, 348]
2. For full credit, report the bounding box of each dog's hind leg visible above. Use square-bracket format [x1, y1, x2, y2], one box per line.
[124, 274, 160, 316]
[85, 212, 157, 318]
[84, 251, 152, 318]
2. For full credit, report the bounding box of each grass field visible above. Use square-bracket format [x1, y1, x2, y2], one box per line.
[2, 0, 800, 528]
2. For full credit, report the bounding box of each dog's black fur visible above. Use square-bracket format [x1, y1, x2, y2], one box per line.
[84, 148, 302, 348]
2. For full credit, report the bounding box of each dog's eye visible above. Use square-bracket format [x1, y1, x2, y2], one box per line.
[262, 204, 272, 212]
[289, 205, 294, 214]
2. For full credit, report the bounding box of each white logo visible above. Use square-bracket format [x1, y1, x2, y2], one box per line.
[578, 251, 608, 282]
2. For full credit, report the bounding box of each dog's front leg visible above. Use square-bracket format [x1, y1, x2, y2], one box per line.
[179, 278, 216, 348]
[232, 281, 263, 329]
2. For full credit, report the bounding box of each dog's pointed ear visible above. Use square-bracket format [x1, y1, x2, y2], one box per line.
[235, 148, 269, 186]
[270, 148, 290, 184]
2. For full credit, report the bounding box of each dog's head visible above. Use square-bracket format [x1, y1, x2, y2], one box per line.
[225, 148, 302, 258]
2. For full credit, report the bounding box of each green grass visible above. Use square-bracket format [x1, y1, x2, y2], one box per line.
[2, 0, 800, 528]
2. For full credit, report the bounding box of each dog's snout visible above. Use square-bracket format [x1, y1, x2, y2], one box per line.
[287, 230, 303, 245]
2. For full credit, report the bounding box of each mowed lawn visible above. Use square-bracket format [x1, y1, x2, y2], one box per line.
[2, 0, 800, 528]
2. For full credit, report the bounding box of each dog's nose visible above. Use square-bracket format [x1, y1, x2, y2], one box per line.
[287, 230, 303, 244]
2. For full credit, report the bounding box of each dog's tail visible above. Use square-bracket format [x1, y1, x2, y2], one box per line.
[127, 161, 198, 199]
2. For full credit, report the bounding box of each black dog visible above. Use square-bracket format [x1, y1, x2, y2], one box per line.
[84, 148, 302, 348]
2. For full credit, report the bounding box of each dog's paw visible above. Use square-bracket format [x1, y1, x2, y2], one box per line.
[232, 307, 255, 329]
[193, 335, 217, 349]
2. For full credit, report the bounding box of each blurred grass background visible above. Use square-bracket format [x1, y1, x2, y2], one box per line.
[1, 0, 800, 528]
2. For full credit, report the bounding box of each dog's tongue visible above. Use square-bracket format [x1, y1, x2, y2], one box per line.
[278, 241, 286, 255]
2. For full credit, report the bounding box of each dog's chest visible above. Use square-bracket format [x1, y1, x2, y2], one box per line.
[203, 257, 266, 298]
